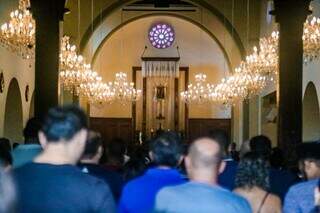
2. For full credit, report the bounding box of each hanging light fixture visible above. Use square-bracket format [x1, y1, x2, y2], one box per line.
[0, 0, 35, 59]
[303, 16, 320, 63]
[59, 36, 100, 95]
[180, 73, 215, 104]
[110, 72, 142, 104]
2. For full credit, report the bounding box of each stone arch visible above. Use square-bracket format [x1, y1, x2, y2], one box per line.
[303, 82, 320, 142]
[3, 78, 24, 142]
[79, 0, 245, 58]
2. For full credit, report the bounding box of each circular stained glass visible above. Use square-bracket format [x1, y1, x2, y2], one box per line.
[148, 23, 175, 49]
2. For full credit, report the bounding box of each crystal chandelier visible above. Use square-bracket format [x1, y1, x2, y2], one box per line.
[59, 36, 100, 95]
[303, 16, 320, 63]
[111, 72, 142, 104]
[0, 0, 35, 59]
[180, 73, 215, 104]
[78, 81, 115, 104]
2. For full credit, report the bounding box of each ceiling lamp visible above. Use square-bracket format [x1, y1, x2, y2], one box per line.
[303, 16, 320, 63]
[111, 72, 142, 104]
[0, 0, 35, 59]
[59, 36, 100, 95]
[78, 81, 115, 104]
[180, 73, 215, 104]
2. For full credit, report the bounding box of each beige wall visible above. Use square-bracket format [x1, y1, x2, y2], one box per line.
[90, 16, 231, 120]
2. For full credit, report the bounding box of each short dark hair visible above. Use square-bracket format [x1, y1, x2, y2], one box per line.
[23, 117, 42, 140]
[150, 131, 183, 167]
[106, 138, 126, 164]
[297, 142, 320, 166]
[0, 149, 12, 167]
[82, 131, 102, 159]
[0, 138, 11, 152]
[41, 105, 88, 142]
[208, 129, 229, 155]
[235, 152, 270, 191]
[249, 135, 272, 159]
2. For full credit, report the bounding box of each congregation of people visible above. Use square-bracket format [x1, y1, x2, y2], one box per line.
[0, 105, 319, 213]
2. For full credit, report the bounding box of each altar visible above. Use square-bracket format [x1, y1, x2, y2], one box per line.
[132, 57, 188, 138]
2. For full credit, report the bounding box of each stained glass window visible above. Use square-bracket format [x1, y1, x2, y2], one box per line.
[148, 23, 175, 49]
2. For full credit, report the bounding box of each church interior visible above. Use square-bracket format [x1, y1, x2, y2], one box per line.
[0, 0, 319, 157]
[2, 0, 320, 212]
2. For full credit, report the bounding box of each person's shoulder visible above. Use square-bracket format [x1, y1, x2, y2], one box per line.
[266, 193, 281, 206]
[288, 179, 318, 192]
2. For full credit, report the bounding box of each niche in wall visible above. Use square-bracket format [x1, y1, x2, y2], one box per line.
[4, 78, 23, 142]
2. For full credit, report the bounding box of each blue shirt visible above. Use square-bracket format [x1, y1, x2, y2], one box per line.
[154, 182, 252, 213]
[283, 179, 318, 213]
[118, 167, 185, 213]
[14, 162, 116, 213]
[11, 144, 42, 168]
[218, 159, 238, 190]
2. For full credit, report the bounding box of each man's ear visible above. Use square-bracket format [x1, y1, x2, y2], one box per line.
[184, 156, 191, 170]
[218, 160, 226, 174]
[177, 155, 184, 166]
[38, 131, 47, 148]
[73, 129, 88, 145]
[149, 151, 154, 161]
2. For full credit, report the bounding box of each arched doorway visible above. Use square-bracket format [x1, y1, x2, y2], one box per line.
[303, 82, 320, 142]
[4, 78, 24, 142]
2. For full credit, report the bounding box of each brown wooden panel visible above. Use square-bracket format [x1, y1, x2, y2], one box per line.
[188, 119, 231, 142]
[89, 117, 132, 146]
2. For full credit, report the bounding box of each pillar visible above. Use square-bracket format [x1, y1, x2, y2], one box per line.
[30, 0, 66, 119]
[272, 0, 311, 161]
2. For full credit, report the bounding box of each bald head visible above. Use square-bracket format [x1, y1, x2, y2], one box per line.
[188, 138, 223, 170]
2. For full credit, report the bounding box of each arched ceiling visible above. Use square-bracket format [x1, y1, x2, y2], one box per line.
[64, 0, 262, 58]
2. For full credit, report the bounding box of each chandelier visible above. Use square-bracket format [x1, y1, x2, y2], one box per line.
[111, 72, 142, 104]
[78, 81, 115, 104]
[59, 36, 101, 95]
[303, 16, 320, 63]
[0, 0, 35, 59]
[180, 73, 215, 104]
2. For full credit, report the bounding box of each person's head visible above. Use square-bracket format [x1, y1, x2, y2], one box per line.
[38, 105, 88, 164]
[185, 137, 225, 184]
[81, 131, 103, 164]
[208, 129, 229, 157]
[23, 117, 42, 144]
[270, 147, 285, 169]
[106, 138, 126, 165]
[0, 167, 16, 213]
[0, 149, 12, 172]
[0, 138, 11, 152]
[297, 142, 320, 180]
[249, 135, 272, 160]
[149, 131, 183, 168]
[235, 152, 270, 191]
[239, 140, 251, 159]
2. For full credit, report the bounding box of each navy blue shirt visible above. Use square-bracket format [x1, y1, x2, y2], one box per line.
[269, 168, 299, 201]
[218, 159, 238, 190]
[13, 162, 116, 213]
[118, 167, 185, 213]
[78, 163, 124, 202]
